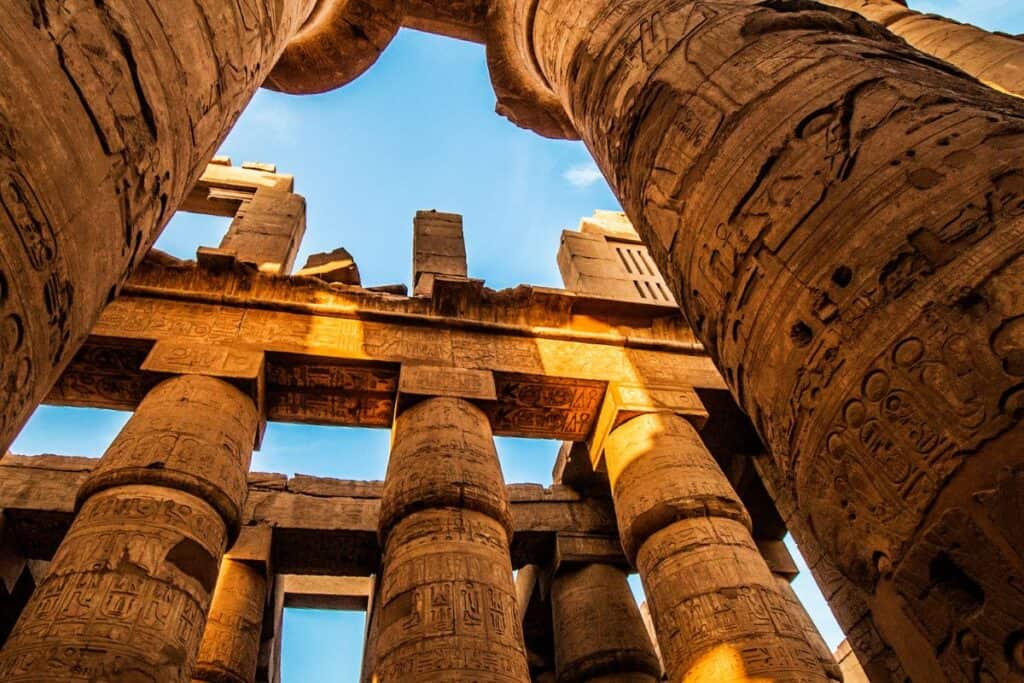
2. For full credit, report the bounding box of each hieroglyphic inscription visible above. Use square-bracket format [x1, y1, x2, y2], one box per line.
[399, 365, 497, 402]
[486, 373, 605, 440]
[265, 357, 398, 427]
[0, 486, 227, 682]
[46, 339, 157, 410]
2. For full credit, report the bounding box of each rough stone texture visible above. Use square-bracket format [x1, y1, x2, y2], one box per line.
[265, 0, 405, 94]
[834, 639, 871, 683]
[559, 212, 677, 306]
[192, 557, 266, 683]
[375, 508, 529, 682]
[0, 485, 227, 682]
[79, 375, 259, 532]
[380, 397, 513, 538]
[219, 187, 306, 275]
[412, 210, 468, 297]
[0, 0, 316, 454]
[605, 413, 832, 682]
[821, 0, 1024, 97]
[550, 563, 660, 683]
[371, 397, 529, 682]
[490, 1, 1024, 679]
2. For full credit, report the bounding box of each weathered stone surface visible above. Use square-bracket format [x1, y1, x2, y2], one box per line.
[265, 0, 404, 94]
[79, 375, 259, 531]
[0, 454, 619, 576]
[374, 508, 529, 682]
[371, 397, 529, 682]
[220, 187, 306, 275]
[193, 556, 266, 683]
[0, 485, 227, 682]
[821, 0, 1024, 97]
[380, 397, 513, 538]
[551, 564, 660, 683]
[0, 0, 315, 455]
[295, 247, 360, 285]
[489, 1, 1024, 677]
[605, 414, 832, 682]
[412, 210, 468, 297]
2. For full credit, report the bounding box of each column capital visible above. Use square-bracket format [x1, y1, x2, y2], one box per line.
[485, 0, 579, 139]
[264, 0, 406, 94]
[587, 382, 707, 472]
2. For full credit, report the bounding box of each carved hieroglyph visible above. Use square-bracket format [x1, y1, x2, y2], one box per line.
[488, 1, 1024, 678]
[604, 413, 834, 682]
[0, 375, 258, 681]
[551, 563, 660, 683]
[0, 0, 319, 454]
[372, 398, 530, 682]
[0, 485, 227, 681]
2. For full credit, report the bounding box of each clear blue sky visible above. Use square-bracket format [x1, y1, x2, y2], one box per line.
[11, 2, 1024, 680]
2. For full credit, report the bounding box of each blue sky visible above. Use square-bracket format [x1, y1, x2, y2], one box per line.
[12, 2, 1024, 680]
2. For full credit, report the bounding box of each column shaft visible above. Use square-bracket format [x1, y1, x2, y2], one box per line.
[0, 375, 258, 681]
[192, 557, 266, 683]
[492, 1, 1024, 678]
[551, 563, 660, 683]
[372, 397, 530, 683]
[0, 0, 314, 452]
[605, 413, 833, 682]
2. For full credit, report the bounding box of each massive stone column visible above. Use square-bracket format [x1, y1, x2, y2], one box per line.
[551, 563, 661, 683]
[371, 397, 530, 682]
[487, 1, 1024, 679]
[0, 0, 315, 453]
[603, 412, 834, 682]
[821, 0, 1024, 97]
[0, 375, 258, 681]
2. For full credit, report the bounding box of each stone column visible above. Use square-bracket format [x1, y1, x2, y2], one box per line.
[603, 412, 834, 682]
[487, 1, 1024, 679]
[193, 527, 271, 683]
[0, 0, 317, 453]
[551, 563, 660, 683]
[820, 0, 1024, 97]
[0, 375, 258, 681]
[370, 397, 530, 682]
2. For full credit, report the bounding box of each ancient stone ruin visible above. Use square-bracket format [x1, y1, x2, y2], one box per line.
[0, 1, 1022, 681]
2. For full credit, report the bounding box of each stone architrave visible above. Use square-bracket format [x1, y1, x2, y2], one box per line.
[0, 0, 319, 454]
[551, 563, 661, 683]
[371, 397, 530, 682]
[486, 1, 1024, 678]
[603, 412, 834, 682]
[0, 375, 258, 681]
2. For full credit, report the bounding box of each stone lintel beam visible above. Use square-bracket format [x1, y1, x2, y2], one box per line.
[218, 187, 307, 275]
[0, 456, 618, 575]
[279, 574, 373, 611]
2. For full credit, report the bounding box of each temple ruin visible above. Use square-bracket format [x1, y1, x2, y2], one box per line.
[0, 1, 1023, 681]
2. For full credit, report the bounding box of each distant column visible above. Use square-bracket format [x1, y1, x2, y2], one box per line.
[0, 0, 317, 453]
[193, 526, 272, 683]
[820, 0, 1024, 97]
[0, 375, 257, 681]
[371, 397, 529, 682]
[551, 563, 660, 683]
[604, 413, 834, 682]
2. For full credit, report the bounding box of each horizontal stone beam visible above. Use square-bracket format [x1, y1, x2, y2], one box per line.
[0, 455, 619, 575]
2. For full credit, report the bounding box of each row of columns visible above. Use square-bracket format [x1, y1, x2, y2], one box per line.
[0, 376, 838, 682]
[4, 3, 1024, 679]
